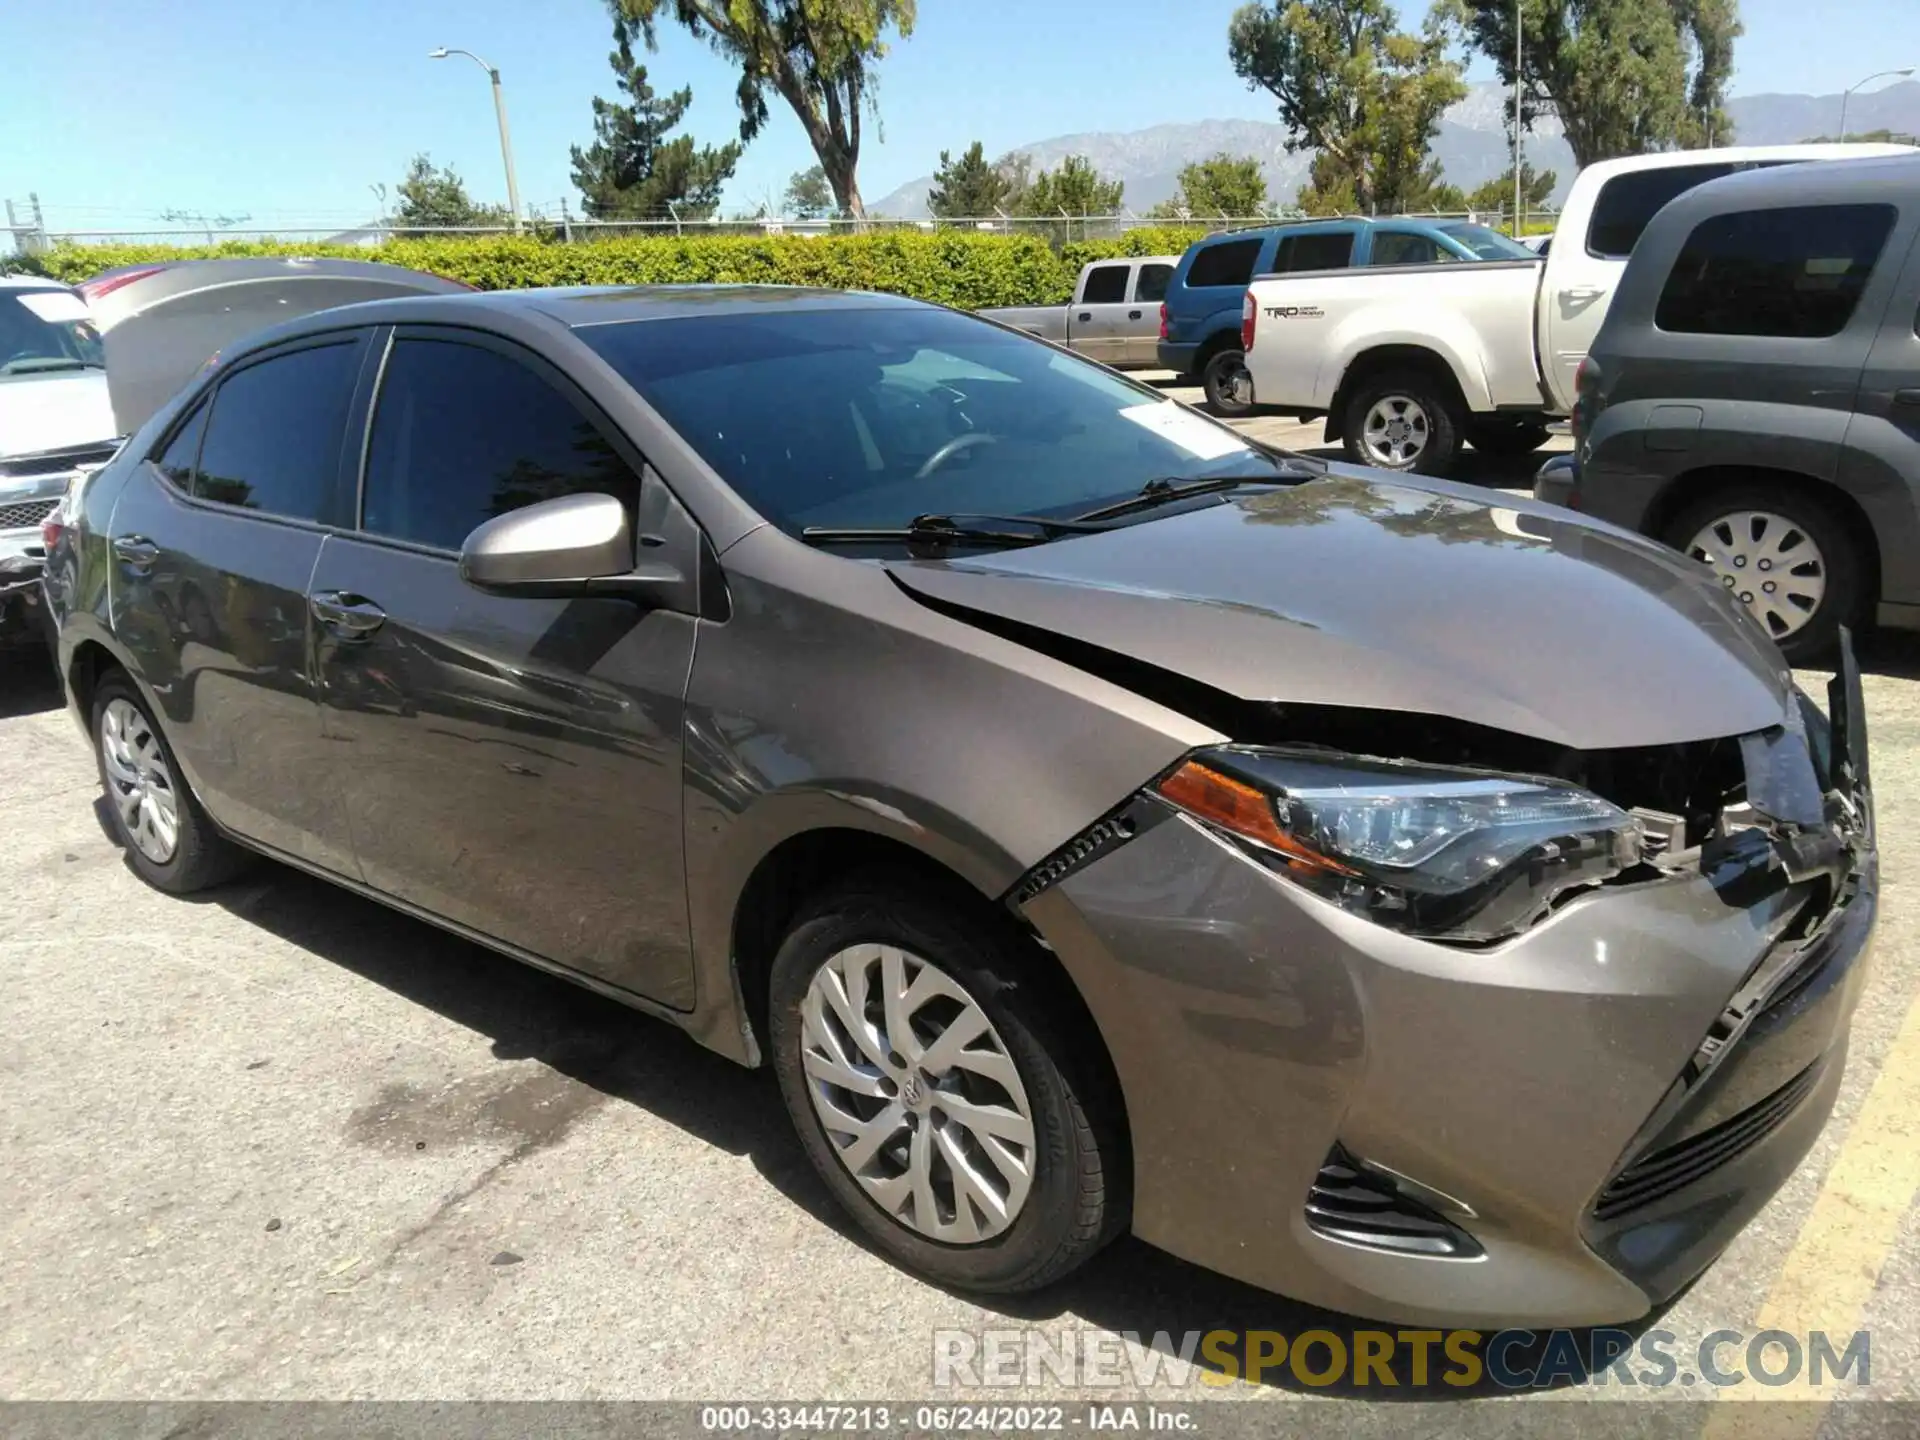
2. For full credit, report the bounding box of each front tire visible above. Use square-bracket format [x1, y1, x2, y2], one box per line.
[1662, 482, 1864, 664]
[1201, 347, 1255, 418]
[91, 672, 247, 894]
[1342, 369, 1463, 475]
[768, 872, 1124, 1293]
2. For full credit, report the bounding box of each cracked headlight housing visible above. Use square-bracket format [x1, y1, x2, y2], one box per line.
[1157, 746, 1644, 942]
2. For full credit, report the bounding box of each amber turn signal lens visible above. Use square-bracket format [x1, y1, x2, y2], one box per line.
[1156, 760, 1357, 875]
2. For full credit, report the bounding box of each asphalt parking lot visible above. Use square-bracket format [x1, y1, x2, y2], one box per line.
[5, 404, 1920, 1433]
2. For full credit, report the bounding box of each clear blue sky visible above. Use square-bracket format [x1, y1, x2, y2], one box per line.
[2, 0, 1915, 233]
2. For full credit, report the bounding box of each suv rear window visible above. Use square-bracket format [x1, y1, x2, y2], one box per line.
[1655, 204, 1897, 339]
[1185, 239, 1262, 288]
[1586, 162, 1793, 258]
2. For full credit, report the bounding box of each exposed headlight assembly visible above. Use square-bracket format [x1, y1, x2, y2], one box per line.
[1157, 747, 1643, 942]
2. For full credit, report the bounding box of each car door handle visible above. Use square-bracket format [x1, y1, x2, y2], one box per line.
[1128, 309, 1142, 320]
[1561, 285, 1606, 301]
[112, 535, 159, 570]
[1894, 388, 1920, 408]
[1078, 312, 1092, 322]
[311, 590, 386, 639]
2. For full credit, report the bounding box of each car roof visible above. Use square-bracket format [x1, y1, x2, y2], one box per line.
[1576, 141, 1915, 185]
[1663, 150, 1920, 212]
[205, 283, 938, 364]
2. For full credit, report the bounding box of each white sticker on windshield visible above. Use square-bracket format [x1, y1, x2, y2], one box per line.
[13, 290, 91, 323]
[1117, 402, 1251, 461]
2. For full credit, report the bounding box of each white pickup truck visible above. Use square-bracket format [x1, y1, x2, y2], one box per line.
[1242, 142, 1914, 474]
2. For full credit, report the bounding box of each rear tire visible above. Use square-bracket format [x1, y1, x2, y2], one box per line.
[1466, 421, 1552, 458]
[1201, 347, 1255, 418]
[768, 871, 1125, 1294]
[91, 672, 248, 894]
[1342, 369, 1463, 475]
[1661, 481, 1865, 665]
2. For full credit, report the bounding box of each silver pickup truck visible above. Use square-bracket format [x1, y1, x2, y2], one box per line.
[980, 256, 1178, 370]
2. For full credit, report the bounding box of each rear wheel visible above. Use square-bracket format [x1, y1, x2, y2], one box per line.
[1201, 347, 1255, 418]
[1466, 420, 1553, 458]
[1662, 482, 1864, 664]
[91, 672, 248, 893]
[768, 872, 1124, 1293]
[1342, 369, 1463, 475]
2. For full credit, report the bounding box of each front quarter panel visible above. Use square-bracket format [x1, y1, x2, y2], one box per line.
[679, 529, 1220, 1057]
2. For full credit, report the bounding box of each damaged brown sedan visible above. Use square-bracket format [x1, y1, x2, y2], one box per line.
[47, 287, 1875, 1325]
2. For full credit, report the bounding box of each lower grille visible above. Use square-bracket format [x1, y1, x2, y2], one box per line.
[1594, 1063, 1819, 1222]
[1305, 1146, 1482, 1258]
[0, 499, 58, 531]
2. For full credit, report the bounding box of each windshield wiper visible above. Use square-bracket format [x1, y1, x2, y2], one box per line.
[801, 512, 1111, 550]
[1070, 473, 1292, 523]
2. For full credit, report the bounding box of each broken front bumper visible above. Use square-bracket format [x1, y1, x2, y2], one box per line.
[1021, 667, 1876, 1328]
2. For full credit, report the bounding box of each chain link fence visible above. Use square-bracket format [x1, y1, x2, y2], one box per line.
[8, 207, 1557, 254]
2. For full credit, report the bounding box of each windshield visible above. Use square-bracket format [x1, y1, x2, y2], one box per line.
[1438, 224, 1536, 261]
[0, 288, 105, 380]
[580, 305, 1291, 535]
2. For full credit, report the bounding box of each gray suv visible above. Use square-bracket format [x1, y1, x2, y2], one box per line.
[1544, 153, 1920, 663]
[47, 284, 1875, 1327]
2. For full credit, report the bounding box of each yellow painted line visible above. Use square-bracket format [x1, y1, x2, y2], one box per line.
[1699, 976, 1920, 1438]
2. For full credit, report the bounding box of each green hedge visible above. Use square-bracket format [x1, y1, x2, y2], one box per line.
[14, 230, 1150, 310]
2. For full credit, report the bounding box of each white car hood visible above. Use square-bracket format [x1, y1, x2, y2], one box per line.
[0, 372, 117, 461]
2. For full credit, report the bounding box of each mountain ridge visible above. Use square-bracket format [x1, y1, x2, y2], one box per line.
[870, 80, 1920, 217]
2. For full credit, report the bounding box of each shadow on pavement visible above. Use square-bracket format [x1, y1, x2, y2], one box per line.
[171, 856, 1637, 1399]
[0, 646, 61, 719]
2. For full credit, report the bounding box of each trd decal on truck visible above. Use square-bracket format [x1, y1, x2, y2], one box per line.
[1262, 305, 1325, 319]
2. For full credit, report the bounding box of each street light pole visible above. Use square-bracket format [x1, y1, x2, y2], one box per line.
[1840, 67, 1916, 140]
[1513, 0, 1524, 236]
[429, 46, 523, 231]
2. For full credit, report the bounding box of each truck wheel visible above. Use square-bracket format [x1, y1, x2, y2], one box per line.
[1201, 349, 1255, 418]
[1662, 482, 1864, 665]
[1466, 421, 1552, 458]
[1343, 371, 1462, 475]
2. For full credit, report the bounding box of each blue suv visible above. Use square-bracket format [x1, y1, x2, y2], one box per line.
[1157, 217, 1534, 415]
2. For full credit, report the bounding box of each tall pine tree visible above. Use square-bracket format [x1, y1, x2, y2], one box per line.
[569, 19, 745, 220]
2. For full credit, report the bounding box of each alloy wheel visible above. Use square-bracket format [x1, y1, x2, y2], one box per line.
[1362, 395, 1430, 467]
[1685, 510, 1828, 640]
[99, 697, 180, 864]
[799, 943, 1037, 1244]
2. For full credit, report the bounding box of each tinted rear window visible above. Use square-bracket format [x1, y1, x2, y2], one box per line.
[1185, 239, 1262, 288]
[1655, 204, 1898, 338]
[195, 341, 361, 520]
[1134, 263, 1173, 303]
[1586, 162, 1794, 258]
[1276, 232, 1356, 271]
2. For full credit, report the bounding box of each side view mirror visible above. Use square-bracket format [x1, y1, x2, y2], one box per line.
[460, 492, 637, 595]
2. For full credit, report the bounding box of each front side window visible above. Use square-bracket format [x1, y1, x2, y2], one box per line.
[1185, 239, 1262, 288]
[361, 337, 641, 552]
[194, 341, 361, 520]
[1081, 265, 1130, 304]
[1437, 223, 1535, 260]
[1369, 232, 1442, 267]
[582, 305, 1288, 536]
[0, 287, 104, 381]
[1655, 204, 1897, 338]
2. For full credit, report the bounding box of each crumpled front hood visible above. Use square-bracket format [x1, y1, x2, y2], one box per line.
[886, 472, 1791, 751]
[0, 371, 116, 462]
